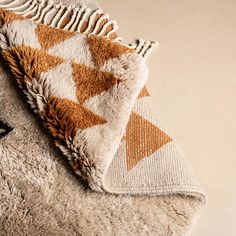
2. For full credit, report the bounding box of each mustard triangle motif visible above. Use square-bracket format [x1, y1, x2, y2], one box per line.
[72, 63, 123, 104]
[46, 97, 107, 141]
[0, 8, 24, 27]
[125, 112, 172, 170]
[138, 86, 150, 99]
[3, 46, 64, 83]
[36, 24, 76, 50]
[87, 35, 133, 68]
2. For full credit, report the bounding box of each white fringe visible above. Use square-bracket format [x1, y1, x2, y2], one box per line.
[0, 0, 158, 58]
[56, 7, 70, 29]
[132, 39, 159, 58]
[98, 20, 111, 36]
[50, 5, 64, 27]
[63, 8, 77, 30]
[68, 7, 84, 31]
[0, 0, 119, 40]
[0, 0, 17, 9]
[22, 1, 38, 17]
[31, 3, 43, 21]
[84, 9, 102, 33]
[37, 3, 52, 23]
[76, 7, 90, 32]
[20, 0, 37, 16]
[6, 0, 30, 12]
[42, 6, 55, 24]
[106, 23, 118, 38]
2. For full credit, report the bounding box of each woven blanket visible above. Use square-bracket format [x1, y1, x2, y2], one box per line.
[0, 0, 206, 235]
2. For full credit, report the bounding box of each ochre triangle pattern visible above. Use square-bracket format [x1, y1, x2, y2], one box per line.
[121, 87, 150, 142]
[0, 8, 146, 175]
[88, 35, 134, 67]
[0, 8, 24, 27]
[3, 46, 109, 140]
[36, 24, 76, 50]
[46, 97, 106, 141]
[138, 86, 150, 99]
[72, 63, 123, 104]
[125, 112, 172, 170]
[3, 46, 64, 83]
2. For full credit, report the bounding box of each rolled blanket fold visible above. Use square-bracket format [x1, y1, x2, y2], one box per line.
[0, 0, 206, 235]
[0, 1, 158, 191]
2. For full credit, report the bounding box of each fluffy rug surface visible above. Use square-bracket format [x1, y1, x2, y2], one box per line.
[0, 0, 206, 235]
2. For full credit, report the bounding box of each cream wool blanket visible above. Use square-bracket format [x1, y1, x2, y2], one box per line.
[0, 0, 206, 235]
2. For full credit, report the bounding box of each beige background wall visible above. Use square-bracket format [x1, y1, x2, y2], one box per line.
[101, 0, 236, 235]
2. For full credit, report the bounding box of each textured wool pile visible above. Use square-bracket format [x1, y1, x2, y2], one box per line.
[0, 0, 206, 235]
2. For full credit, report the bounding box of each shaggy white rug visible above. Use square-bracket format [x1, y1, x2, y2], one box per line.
[0, 0, 206, 235]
